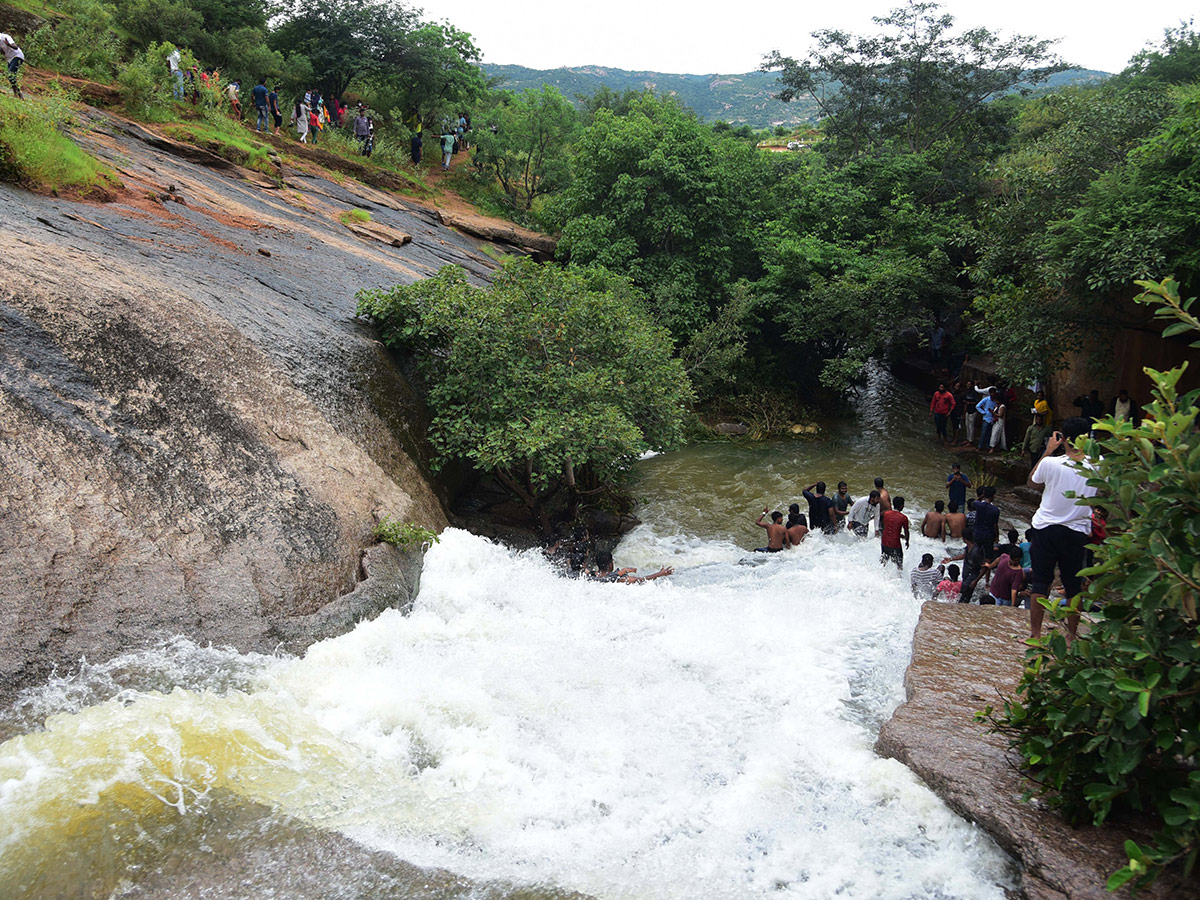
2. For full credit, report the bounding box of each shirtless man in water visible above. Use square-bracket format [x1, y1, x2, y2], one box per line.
[944, 501, 967, 539]
[755, 508, 788, 552]
[592, 550, 673, 584]
[785, 508, 809, 546]
[920, 500, 948, 541]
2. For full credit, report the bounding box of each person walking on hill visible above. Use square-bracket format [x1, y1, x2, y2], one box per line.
[268, 84, 282, 134]
[0, 31, 24, 99]
[167, 46, 183, 100]
[353, 106, 372, 156]
[251, 77, 269, 132]
[293, 97, 310, 143]
[441, 128, 455, 169]
[227, 81, 242, 120]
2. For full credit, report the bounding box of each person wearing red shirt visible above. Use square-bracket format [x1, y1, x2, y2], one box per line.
[880, 496, 911, 570]
[930, 383, 956, 444]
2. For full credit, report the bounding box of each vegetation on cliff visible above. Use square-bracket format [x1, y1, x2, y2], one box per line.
[356, 260, 693, 532]
[990, 278, 1200, 890]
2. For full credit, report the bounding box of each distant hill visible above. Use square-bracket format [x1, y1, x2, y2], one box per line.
[482, 64, 1111, 129]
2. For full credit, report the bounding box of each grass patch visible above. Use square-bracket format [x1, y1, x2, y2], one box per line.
[0, 91, 118, 194]
[339, 208, 371, 225]
[160, 120, 278, 178]
[480, 243, 510, 263]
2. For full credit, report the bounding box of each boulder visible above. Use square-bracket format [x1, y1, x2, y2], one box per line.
[876, 604, 1193, 899]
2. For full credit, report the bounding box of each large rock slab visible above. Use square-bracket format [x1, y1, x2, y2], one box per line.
[876, 604, 1192, 899]
[0, 108, 506, 705]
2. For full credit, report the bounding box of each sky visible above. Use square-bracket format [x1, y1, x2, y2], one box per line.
[415, 0, 1195, 75]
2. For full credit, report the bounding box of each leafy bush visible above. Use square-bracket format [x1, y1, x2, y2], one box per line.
[25, 0, 122, 81]
[118, 43, 193, 121]
[372, 518, 439, 551]
[0, 90, 117, 193]
[357, 259, 694, 532]
[987, 276, 1200, 890]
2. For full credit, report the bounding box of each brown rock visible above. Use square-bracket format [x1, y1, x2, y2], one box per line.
[436, 209, 557, 258]
[343, 219, 412, 247]
[876, 604, 1194, 899]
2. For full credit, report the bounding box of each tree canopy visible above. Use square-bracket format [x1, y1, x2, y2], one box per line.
[762, 1, 1067, 158]
[355, 260, 693, 532]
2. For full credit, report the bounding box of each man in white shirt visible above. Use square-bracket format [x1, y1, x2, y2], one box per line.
[167, 47, 183, 99]
[1027, 417, 1097, 643]
[846, 490, 880, 537]
[0, 32, 24, 100]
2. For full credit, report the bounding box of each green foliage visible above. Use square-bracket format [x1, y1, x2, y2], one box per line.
[339, 208, 370, 224]
[472, 85, 576, 211]
[372, 517, 439, 551]
[971, 27, 1199, 384]
[356, 259, 694, 530]
[762, 0, 1067, 158]
[555, 94, 769, 340]
[26, 0, 122, 81]
[0, 89, 117, 192]
[990, 277, 1200, 889]
[117, 42, 194, 121]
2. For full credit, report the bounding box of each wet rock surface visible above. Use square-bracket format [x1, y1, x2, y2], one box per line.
[0, 107, 506, 704]
[876, 604, 1192, 899]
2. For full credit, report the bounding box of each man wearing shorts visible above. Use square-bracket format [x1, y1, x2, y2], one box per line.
[1, 32, 23, 99]
[1028, 417, 1097, 642]
[879, 496, 910, 570]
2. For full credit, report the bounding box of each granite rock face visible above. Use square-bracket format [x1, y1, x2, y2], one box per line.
[0, 108, 505, 703]
[876, 604, 1193, 899]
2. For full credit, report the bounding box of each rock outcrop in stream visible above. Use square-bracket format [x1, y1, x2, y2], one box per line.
[877, 604, 1192, 899]
[0, 106, 507, 702]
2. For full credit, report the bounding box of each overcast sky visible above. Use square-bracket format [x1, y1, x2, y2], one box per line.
[416, 0, 1195, 75]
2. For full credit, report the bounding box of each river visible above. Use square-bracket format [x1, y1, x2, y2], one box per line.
[0, 368, 1018, 899]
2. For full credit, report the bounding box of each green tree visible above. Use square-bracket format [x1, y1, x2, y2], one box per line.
[556, 94, 769, 341]
[268, 0, 418, 98]
[472, 85, 576, 210]
[970, 59, 1191, 383]
[988, 277, 1200, 890]
[356, 260, 693, 532]
[762, 0, 1066, 158]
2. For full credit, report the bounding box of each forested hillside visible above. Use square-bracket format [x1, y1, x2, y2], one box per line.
[483, 63, 1109, 127]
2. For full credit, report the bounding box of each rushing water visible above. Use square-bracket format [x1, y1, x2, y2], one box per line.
[0, 369, 1018, 899]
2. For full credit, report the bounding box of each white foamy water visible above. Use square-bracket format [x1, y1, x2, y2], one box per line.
[0, 525, 1014, 899]
[284, 527, 1010, 897]
[1, 369, 1022, 899]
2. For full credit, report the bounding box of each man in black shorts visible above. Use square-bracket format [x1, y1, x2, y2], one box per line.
[1027, 417, 1097, 643]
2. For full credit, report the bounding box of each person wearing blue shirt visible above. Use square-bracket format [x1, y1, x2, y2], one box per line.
[251, 77, 270, 132]
[975, 388, 997, 450]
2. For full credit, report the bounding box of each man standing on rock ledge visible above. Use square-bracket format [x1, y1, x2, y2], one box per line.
[1027, 417, 1097, 644]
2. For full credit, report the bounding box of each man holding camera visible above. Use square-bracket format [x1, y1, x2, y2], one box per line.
[1027, 416, 1097, 643]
